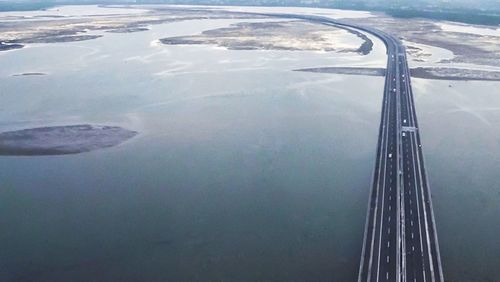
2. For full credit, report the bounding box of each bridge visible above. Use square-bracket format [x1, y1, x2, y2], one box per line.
[350, 22, 444, 282]
[263, 13, 444, 282]
[319, 18, 444, 282]
[246, 11, 444, 281]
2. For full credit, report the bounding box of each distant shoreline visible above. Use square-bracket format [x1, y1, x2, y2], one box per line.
[1, 2, 499, 26]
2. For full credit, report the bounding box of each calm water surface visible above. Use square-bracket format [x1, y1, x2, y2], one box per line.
[0, 18, 385, 281]
[2, 10, 499, 282]
[413, 78, 500, 282]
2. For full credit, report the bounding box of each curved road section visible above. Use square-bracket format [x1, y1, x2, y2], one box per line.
[259, 13, 445, 282]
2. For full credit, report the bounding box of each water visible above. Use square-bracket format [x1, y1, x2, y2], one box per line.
[438, 22, 500, 37]
[0, 18, 385, 281]
[413, 79, 500, 282]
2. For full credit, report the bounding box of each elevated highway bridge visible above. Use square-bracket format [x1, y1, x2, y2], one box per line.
[264, 13, 445, 282]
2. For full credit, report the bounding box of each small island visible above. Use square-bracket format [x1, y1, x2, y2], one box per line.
[0, 124, 137, 156]
[0, 42, 24, 51]
[12, 72, 47, 77]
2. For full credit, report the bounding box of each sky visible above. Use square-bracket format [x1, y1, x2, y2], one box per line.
[0, 0, 499, 13]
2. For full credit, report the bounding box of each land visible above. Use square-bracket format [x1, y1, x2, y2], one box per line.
[161, 20, 372, 53]
[358, 16, 500, 67]
[0, 42, 23, 51]
[0, 125, 137, 156]
[1, 5, 499, 81]
[0, 7, 266, 50]
[12, 72, 47, 76]
[2, 0, 499, 26]
[294, 67, 386, 76]
[295, 67, 500, 81]
[410, 67, 500, 81]
[107, 26, 150, 33]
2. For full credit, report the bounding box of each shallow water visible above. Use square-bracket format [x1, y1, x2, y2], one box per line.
[0, 5, 149, 20]
[0, 16, 385, 281]
[2, 4, 499, 281]
[413, 78, 500, 282]
[438, 22, 500, 37]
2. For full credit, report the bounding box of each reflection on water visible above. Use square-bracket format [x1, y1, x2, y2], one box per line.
[414, 79, 500, 282]
[0, 18, 388, 281]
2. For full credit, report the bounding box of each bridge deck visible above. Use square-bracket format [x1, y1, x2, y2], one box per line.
[252, 12, 444, 282]
[354, 23, 444, 282]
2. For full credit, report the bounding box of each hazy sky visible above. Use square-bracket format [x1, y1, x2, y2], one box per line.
[0, 0, 499, 12]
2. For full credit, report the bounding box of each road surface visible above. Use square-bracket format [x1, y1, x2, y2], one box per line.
[262, 13, 444, 282]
